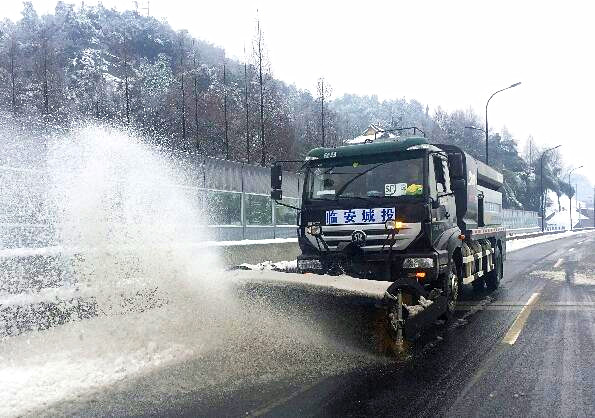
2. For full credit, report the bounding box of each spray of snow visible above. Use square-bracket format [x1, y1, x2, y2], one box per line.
[0, 123, 376, 417]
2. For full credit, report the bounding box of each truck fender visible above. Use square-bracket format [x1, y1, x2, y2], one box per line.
[446, 229, 464, 277]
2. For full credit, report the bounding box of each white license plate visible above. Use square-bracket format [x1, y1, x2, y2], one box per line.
[325, 208, 395, 225]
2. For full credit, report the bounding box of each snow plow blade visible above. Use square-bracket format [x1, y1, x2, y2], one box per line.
[402, 295, 447, 340]
[230, 271, 446, 355]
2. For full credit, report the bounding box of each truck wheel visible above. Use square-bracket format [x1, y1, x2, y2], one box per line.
[472, 277, 485, 292]
[446, 263, 459, 314]
[486, 246, 502, 291]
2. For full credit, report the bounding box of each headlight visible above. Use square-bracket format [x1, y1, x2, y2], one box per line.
[385, 219, 403, 230]
[306, 224, 322, 236]
[297, 259, 323, 271]
[402, 257, 434, 268]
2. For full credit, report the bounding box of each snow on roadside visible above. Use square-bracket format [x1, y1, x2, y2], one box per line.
[237, 259, 297, 272]
[507, 230, 594, 253]
[0, 307, 200, 417]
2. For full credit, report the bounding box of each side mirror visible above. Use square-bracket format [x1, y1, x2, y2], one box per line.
[449, 154, 464, 179]
[271, 164, 282, 200]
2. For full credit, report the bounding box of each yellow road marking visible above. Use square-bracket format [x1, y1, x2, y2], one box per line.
[502, 292, 541, 345]
[553, 258, 564, 268]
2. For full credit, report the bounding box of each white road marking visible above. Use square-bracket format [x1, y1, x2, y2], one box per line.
[554, 258, 564, 268]
[502, 292, 541, 345]
[568, 247, 575, 252]
[248, 379, 323, 416]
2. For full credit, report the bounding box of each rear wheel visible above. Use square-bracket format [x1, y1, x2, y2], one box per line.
[472, 277, 485, 292]
[486, 245, 502, 291]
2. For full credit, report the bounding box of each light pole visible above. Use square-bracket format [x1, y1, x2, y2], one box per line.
[540, 144, 561, 232]
[568, 166, 583, 231]
[485, 82, 521, 165]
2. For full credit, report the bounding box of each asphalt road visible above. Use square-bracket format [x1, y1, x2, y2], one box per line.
[40, 231, 595, 417]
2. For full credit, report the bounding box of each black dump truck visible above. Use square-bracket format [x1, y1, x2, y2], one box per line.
[271, 132, 506, 345]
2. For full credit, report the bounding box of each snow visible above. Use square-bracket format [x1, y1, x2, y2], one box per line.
[404, 295, 433, 316]
[0, 270, 381, 417]
[507, 230, 595, 253]
[238, 259, 297, 271]
[0, 238, 299, 258]
[545, 191, 590, 230]
[0, 307, 204, 417]
[231, 269, 391, 302]
[205, 237, 297, 247]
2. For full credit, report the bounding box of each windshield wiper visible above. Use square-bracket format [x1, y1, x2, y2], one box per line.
[334, 195, 370, 202]
[334, 163, 386, 197]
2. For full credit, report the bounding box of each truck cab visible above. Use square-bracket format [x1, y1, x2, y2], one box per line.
[291, 137, 459, 282]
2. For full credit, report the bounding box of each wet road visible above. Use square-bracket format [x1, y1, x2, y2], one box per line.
[42, 232, 595, 417]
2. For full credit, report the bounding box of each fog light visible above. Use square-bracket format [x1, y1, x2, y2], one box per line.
[306, 224, 322, 236]
[385, 219, 403, 230]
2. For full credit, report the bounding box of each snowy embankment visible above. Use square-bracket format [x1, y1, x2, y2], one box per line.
[507, 229, 593, 253]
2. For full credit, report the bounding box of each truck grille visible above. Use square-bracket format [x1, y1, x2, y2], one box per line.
[317, 223, 421, 251]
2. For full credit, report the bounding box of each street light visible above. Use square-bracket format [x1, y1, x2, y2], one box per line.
[485, 82, 521, 165]
[568, 166, 583, 231]
[540, 144, 561, 232]
[465, 126, 486, 134]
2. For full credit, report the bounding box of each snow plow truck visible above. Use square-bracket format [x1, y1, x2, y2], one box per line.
[269, 129, 506, 350]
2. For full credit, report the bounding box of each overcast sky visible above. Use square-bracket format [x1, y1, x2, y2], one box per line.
[3, 0, 595, 184]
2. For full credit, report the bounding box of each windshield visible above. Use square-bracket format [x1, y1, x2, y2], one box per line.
[306, 157, 424, 200]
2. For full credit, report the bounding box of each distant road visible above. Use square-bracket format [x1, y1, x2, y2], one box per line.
[41, 232, 595, 417]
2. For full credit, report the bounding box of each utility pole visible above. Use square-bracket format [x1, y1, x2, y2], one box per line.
[256, 15, 265, 166]
[321, 78, 325, 147]
[9, 36, 17, 113]
[223, 62, 229, 159]
[576, 182, 579, 228]
[540, 145, 561, 232]
[180, 34, 186, 144]
[568, 166, 582, 231]
[244, 47, 250, 163]
[123, 36, 130, 124]
[192, 41, 200, 152]
[593, 186, 594, 228]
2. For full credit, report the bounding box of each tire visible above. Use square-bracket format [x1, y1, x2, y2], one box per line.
[472, 277, 485, 292]
[486, 245, 502, 291]
[445, 262, 460, 315]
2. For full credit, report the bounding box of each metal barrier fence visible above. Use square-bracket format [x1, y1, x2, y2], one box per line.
[0, 154, 302, 249]
[501, 208, 540, 230]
